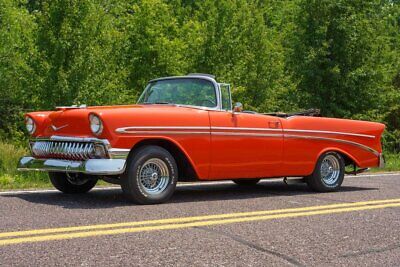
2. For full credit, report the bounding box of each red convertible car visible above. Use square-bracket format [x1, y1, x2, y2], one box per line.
[18, 74, 385, 204]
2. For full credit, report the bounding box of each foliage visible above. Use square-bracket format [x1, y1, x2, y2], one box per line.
[0, 0, 399, 152]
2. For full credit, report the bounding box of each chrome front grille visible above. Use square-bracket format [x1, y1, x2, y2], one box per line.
[31, 141, 98, 160]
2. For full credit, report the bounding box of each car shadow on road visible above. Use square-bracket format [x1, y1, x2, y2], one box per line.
[2, 180, 378, 209]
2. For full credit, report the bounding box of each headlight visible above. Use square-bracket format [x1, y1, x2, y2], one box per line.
[89, 114, 103, 135]
[25, 117, 36, 135]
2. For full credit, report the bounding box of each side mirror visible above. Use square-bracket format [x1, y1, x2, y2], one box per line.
[233, 102, 243, 113]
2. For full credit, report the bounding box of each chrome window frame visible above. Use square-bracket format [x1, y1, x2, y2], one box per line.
[218, 83, 232, 111]
[138, 75, 223, 110]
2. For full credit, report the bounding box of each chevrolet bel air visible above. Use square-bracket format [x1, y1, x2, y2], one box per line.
[18, 74, 385, 204]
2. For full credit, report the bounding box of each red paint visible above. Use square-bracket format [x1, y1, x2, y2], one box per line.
[26, 104, 385, 180]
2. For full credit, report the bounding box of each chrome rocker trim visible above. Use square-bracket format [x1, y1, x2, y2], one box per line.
[18, 157, 126, 175]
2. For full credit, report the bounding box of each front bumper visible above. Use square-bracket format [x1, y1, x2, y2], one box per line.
[18, 157, 126, 175]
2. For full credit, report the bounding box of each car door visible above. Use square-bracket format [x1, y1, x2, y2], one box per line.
[208, 110, 283, 179]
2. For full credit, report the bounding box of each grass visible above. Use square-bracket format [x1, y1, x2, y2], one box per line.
[0, 141, 50, 189]
[0, 140, 399, 190]
[370, 153, 400, 173]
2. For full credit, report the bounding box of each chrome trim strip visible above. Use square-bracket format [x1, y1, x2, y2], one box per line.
[212, 127, 282, 132]
[284, 134, 380, 156]
[116, 126, 210, 133]
[116, 126, 282, 133]
[116, 131, 210, 135]
[284, 129, 375, 139]
[108, 148, 130, 159]
[212, 132, 282, 137]
[116, 126, 372, 139]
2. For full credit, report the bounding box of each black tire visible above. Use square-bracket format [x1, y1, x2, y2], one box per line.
[49, 172, 98, 194]
[233, 178, 260, 186]
[305, 151, 345, 192]
[121, 146, 178, 204]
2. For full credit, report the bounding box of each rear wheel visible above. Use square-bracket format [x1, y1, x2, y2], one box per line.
[121, 146, 178, 204]
[233, 178, 260, 186]
[49, 172, 98, 194]
[305, 152, 345, 192]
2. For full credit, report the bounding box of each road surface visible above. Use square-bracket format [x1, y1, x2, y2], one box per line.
[0, 173, 399, 266]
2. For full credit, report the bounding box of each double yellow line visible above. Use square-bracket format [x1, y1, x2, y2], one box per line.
[1, 198, 400, 246]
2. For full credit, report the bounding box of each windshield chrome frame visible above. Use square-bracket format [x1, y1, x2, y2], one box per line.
[138, 75, 222, 110]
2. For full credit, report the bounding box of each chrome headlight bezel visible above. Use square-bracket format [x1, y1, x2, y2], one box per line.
[25, 117, 36, 135]
[89, 114, 103, 135]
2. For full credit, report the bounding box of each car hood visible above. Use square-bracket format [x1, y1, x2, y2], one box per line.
[27, 104, 210, 139]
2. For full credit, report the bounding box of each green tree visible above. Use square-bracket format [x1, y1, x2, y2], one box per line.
[0, 0, 37, 140]
[34, 0, 129, 108]
[287, 0, 391, 118]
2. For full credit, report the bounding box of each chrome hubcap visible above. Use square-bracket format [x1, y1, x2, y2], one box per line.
[320, 155, 340, 185]
[139, 158, 170, 195]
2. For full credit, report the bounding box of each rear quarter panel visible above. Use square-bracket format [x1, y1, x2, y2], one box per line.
[280, 116, 385, 176]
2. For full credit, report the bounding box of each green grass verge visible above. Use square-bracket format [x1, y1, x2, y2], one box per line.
[1, 141, 399, 190]
[0, 141, 50, 189]
[370, 153, 400, 173]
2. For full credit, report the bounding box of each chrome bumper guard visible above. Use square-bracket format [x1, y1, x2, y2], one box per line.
[379, 153, 385, 168]
[18, 157, 126, 175]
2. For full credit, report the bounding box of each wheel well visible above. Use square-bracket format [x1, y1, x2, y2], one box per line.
[316, 149, 359, 170]
[339, 153, 356, 167]
[127, 139, 198, 182]
[324, 150, 358, 168]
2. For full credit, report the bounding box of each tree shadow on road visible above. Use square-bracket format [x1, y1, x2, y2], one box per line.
[2, 180, 378, 209]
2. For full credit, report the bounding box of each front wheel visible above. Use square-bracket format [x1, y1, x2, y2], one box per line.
[49, 172, 98, 194]
[305, 152, 345, 192]
[121, 146, 178, 204]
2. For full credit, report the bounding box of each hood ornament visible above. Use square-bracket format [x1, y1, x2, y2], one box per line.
[51, 124, 68, 131]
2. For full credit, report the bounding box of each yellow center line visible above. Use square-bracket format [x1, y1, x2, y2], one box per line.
[1, 198, 400, 239]
[2, 198, 400, 238]
[0, 202, 399, 246]
[0, 198, 399, 246]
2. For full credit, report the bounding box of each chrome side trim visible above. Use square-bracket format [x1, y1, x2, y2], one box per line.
[116, 126, 282, 133]
[18, 157, 126, 175]
[284, 134, 380, 156]
[212, 127, 282, 132]
[116, 126, 210, 133]
[116, 126, 373, 139]
[212, 132, 282, 138]
[116, 131, 210, 135]
[284, 129, 375, 139]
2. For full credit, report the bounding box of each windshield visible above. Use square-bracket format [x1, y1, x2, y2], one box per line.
[137, 78, 217, 108]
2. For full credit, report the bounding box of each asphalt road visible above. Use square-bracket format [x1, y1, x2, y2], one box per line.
[0, 173, 400, 266]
